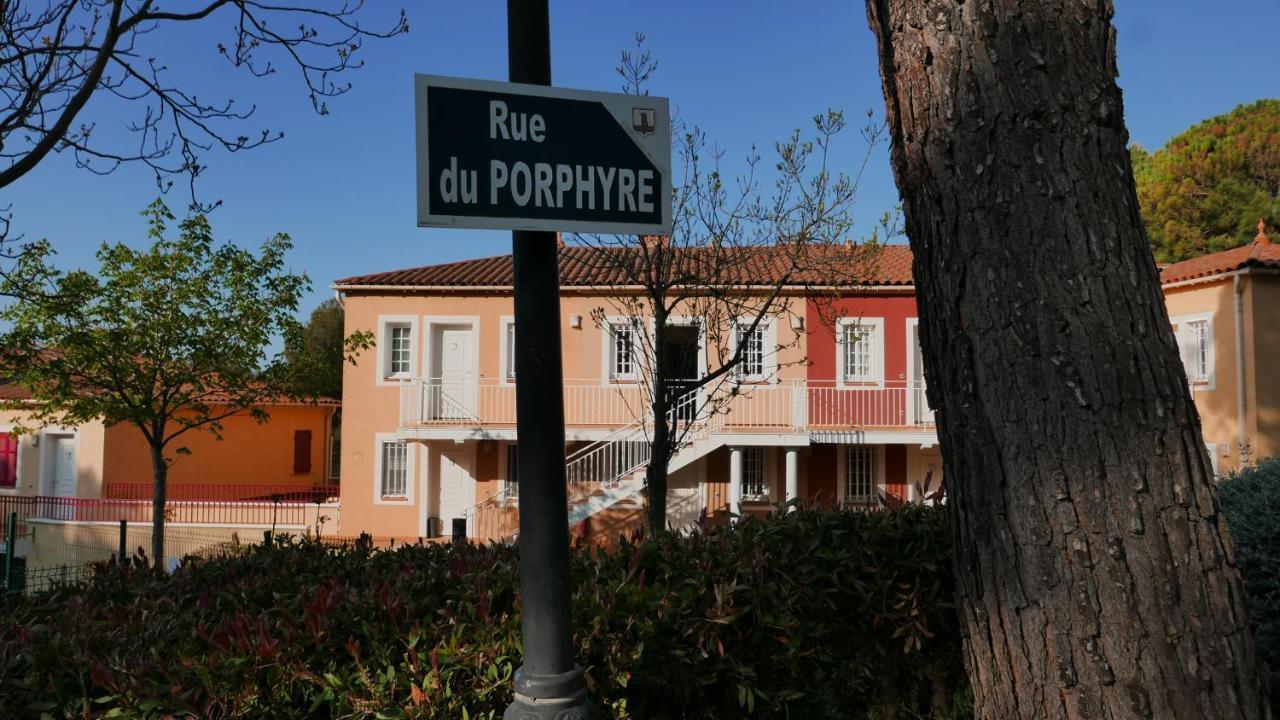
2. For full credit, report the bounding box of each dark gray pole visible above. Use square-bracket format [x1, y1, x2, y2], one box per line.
[4, 511, 15, 592]
[117, 519, 127, 565]
[504, 1, 592, 718]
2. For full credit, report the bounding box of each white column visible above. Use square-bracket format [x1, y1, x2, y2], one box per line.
[785, 448, 799, 507]
[729, 447, 743, 517]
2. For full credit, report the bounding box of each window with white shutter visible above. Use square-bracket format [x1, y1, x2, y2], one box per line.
[837, 318, 883, 384]
[1171, 313, 1214, 388]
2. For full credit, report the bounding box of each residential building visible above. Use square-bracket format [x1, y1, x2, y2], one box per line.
[0, 384, 340, 501]
[334, 230, 1280, 543]
[333, 245, 938, 541]
[0, 385, 341, 583]
[1159, 221, 1280, 474]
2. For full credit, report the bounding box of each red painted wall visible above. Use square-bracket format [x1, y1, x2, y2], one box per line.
[806, 294, 918, 383]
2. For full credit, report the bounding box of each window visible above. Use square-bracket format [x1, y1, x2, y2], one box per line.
[387, 324, 412, 377]
[736, 322, 765, 379]
[844, 446, 875, 504]
[1172, 314, 1214, 387]
[839, 319, 882, 384]
[610, 322, 636, 379]
[0, 433, 16, 488]
[741, 447, 767, 500]
[380, 441, 408, 498]
[292, 430, 312, 475]
[505, 444, 519, 499]
[503, 321, 517, 381]
[1183, 319, 1210, 382]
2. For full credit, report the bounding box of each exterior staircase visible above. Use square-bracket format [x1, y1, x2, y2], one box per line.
[464, 391, 720, 542]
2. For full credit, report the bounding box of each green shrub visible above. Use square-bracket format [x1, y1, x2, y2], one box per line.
[0, 505, 967, 719]
[1219, 458, 1280, 707]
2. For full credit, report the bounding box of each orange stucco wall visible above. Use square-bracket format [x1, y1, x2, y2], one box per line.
[1250, 275, 1280, 462]
[337, 289, 810, 538]
[100, 406, 335, 490]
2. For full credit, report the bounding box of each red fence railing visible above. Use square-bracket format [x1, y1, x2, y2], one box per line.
[103, 482, 339, 503]
[0, 495, 39, 538]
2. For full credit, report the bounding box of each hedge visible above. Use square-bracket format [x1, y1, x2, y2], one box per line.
[0, 506, 970, 719]
[1218, 458, 1280, 709]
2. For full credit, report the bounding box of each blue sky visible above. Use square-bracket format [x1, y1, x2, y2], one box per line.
[5, 0, 1278, 316]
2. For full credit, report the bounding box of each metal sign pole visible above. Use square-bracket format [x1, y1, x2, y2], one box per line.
[504, 1, 593, 718]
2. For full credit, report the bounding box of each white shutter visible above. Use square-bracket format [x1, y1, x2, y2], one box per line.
[1175, 324, 1199, 381]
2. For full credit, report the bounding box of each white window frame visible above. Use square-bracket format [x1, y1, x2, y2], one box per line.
[837, 444, 882, 506]
[373, 433, 415, 504]
[376, 315, 418, 386]
[739, 446, 771, 502]
[1170, 311, 1215, 391]
[602, 315, 640, 383]
[836, 317, 885, 387]
[499, 316, 517, 383]
[732, 319, 776, 383]
[501, 441, 519, 500]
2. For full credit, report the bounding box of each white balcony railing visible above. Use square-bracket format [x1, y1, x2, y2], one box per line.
[399, 378, 935, 433]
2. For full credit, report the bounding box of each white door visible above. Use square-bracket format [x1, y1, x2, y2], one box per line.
[431, 327, 474, 419]
[49, 436, 76, 520]
[437, 450, 476, 536]
[909, 323, 936, 425]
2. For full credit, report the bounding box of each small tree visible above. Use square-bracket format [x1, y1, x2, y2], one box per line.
[287, 299, 348, 400]
[0, 200, 315, 564]
[578, 38, 888, 534]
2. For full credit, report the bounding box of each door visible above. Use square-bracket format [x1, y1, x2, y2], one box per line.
[430, 326, 475, 419]
[662, 324, 701, 422]
[437, 450, 476, 536]
[49, 436, 76, 519]
[908, 322, 936, 425]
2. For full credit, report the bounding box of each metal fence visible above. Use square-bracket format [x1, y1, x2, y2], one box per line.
[1, 498, 337, 594]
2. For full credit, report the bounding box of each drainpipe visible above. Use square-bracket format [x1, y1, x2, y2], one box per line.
[1234, 271, 1248, 465]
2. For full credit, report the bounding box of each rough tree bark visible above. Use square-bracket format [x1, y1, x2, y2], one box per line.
[149, 442, 168, 567]
[646, 305, 672, 535]
[864, 1, 1267, 717]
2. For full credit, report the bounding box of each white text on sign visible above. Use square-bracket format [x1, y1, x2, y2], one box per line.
[437, 100, 657, 214]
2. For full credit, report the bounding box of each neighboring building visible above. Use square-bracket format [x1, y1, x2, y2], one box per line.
[1158, 221, 1280, 474]
[333, 245, 938, 542]
[0, 384, 340, 501]
[0, 384, 341, 585]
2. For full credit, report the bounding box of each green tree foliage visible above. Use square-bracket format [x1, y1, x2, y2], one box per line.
[1218, 459, 1280, 709]
[0, 201, 311, 564]
[287, 299, 349, 400]
[1132, 99, 1280, 262]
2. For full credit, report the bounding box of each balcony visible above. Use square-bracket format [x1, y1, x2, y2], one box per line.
[398, 378, 936, 435]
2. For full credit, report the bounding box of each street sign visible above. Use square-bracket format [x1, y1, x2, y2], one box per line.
[415, 74, 672, 235]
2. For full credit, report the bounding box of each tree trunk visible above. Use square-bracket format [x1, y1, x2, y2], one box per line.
[647, 314, 671, 536]
[149, 443, 168, 568]
[646, 410, 671, 535]
[865, 1, 1266, 718]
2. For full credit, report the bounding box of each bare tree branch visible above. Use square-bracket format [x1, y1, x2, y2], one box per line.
[576, 34, 898, 533]
[0, 0, 408, 210]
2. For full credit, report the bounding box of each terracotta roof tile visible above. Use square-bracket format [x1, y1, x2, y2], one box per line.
[1159, 241, 1280, 285]
[334, 244, 915, 289]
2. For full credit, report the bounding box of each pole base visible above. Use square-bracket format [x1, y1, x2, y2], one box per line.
[503, 666, 594, 720]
